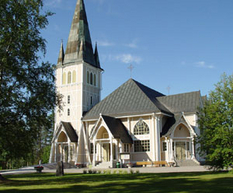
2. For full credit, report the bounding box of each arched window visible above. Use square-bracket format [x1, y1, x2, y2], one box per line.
[62, 72, 66, 85]
[90, 73, 93, 85]
[68, 71, 71, 84]
[87, 71, 89, 84]
[94, 74, 96, 86]
[72, 70, 76, 83]
[134, 119, 149, 135]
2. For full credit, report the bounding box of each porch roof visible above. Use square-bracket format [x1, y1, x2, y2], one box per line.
[102, 115, 133, 144]
[61, 122, 78, 142]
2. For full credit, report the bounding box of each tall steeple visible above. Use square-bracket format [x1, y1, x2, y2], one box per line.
[94, 43, 101, 69]
[57, 41, 64, 66]
[64, 0, 99, 68]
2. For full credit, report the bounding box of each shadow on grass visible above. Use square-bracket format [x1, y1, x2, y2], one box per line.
[1, 172, 233, 193]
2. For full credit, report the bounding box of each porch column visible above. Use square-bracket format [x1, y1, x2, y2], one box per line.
[68, 141, 71, 163]
[191, 138, 195, 159]
[93, 141, 96, 166]
[49, 143, 54, 163]
[116, 140, 119, 161]
[152, 114, 156, 161]
[110, 137, 113, 165]
[155, 116, 161, 161]
[170, 139, 173, 162]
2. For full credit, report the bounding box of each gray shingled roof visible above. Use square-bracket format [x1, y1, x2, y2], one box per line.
[61, 122, 78, 142]
[102, 115, 133, 144]
[157, 91, 201, 114]
[83, 79, 171, 120]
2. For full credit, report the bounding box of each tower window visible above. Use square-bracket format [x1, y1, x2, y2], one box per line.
[90, 73, 93, 85]
[94, 74, 96, 86]
[68, 71, 71, 84]
[67, 109, 70, 116]
[62, 72, 66, 85]
[72, 70, 76, 83]
[68, 95, 70, 104]
[87, 71, 89, 84]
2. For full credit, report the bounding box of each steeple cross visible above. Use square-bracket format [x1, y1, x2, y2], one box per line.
[128, 64, 134, 78]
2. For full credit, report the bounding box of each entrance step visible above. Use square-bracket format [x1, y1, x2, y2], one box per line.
[176, 159, 200, 167]
[94, 162, 111, 169]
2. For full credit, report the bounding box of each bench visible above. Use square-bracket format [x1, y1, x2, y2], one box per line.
[136, 161, 152, 167]
[152, 161, 170, 167]
[136, 161, 170, 167]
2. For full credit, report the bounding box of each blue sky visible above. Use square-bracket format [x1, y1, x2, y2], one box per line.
[42, 0, 233, 99]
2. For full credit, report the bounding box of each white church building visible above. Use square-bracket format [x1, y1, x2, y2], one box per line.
[49, 0, 204, 168]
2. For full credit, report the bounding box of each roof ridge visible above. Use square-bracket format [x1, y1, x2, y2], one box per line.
[130, 79, 163, 112]
[158, 90, 200, 98]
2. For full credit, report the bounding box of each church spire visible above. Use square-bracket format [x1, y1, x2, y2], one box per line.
[57, 40, 64, 66]
[94, 42, 101, 69]
[64, 0, 96, 67]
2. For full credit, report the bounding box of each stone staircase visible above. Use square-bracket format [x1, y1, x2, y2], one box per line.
[176, 159, 200, 167]
[94, 162, 112, 169]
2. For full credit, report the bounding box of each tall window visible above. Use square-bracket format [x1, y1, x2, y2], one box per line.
[72, 70, 76, 83]
[134, 119, 149, 135]
[68, 71, 71, 84]
[87, 71, 89, 84]
[134, 140, 150, 152]
[67, 95, 70, 104]
[124, 144, 130, 153]
[67, 108, 70, 116]
[162, 142, 167, 152]
[62, 72, 66, 85]
[90, 73, 93, 85]
[94, 74, 96, 86]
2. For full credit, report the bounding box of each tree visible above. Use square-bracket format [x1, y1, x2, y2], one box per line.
[0, 0, 58, 170]
[198, 73, 233, 170]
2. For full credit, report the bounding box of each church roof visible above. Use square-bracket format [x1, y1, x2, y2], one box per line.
[102, 115, 133, 144]
[83, 79, 172, 120]
[157, 91, 201, 114]
[60, 0, 101, 69]
[61, 122, 78, 142]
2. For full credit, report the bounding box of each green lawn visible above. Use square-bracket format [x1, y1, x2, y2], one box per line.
[0, 171, 233, 193]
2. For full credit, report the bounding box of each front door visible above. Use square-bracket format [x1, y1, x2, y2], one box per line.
[103, 144, 110, 162]
[176, 142, 186, 160]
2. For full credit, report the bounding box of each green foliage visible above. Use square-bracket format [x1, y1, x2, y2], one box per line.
[0, 0, 58, 166]
[198, 73, 233, 170]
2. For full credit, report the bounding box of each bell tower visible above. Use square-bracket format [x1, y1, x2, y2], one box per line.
[55, 0, 103, 133]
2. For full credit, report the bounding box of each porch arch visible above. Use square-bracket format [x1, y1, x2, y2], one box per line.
[96, 126, 109, 139]
[58, 131, 68, 142]
[174, 124, 190, 137]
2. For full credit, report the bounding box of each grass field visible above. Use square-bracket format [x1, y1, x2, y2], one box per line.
[0, 171, 233, 193]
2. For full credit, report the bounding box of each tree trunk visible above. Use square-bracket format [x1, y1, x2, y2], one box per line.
[56, 161, 64, 176]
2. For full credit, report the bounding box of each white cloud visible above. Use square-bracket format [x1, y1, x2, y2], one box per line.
[195, 61, 214, 69]
[44, 0, 62, 7]
[124, 39, 138, 49]
[115, 54, 142, 64]
[97, 40, 115, 47]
